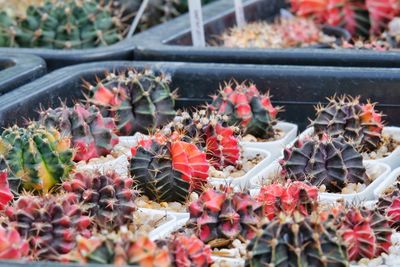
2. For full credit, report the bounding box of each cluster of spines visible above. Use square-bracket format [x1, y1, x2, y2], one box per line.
[130, 137, 209, 203]
[62, 171, 137, 231]
[208, 81, 281, 139]
[162, 110, 241, 170]
[188, 187, 263, 247]
[0, 0, 126, 49]
[0, 123, 74, 194]
[39, 103, 119, 162]
[86, 69, 177, 136]
[280, 134, 368, 193]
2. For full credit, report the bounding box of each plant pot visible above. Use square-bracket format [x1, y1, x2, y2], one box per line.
[240, 121, 298, 160]
[250, 160, 391, 202]
[132, 0, 400, 68]
[0, 53, 46, 95]
[209, 147, 272, 188]
[373, 167, 400, 199]
[299, 126, 400, 169]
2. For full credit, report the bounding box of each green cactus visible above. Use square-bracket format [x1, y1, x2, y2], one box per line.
[0, 123, 74, 194]
[0, 0, 125, 49]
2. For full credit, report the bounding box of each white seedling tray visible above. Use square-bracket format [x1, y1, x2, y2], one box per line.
[250, 160, 391, 203]
[240, 121, 298, 160]
[209, 147, 272, 189]
[300, 126, 400, 169]
[373, 166, 400, 199]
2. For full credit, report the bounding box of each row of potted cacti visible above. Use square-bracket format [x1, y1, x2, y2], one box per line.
[1, 66, 400, 266]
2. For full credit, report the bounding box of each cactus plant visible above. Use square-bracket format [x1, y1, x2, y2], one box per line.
[310, 95, 384, 152]
[130, 137, 209, 203]
[0, 123, 74, 194]
[209, 81, 280, 140]
[188, 187, 263, 247]
[0, 225, 29, 260]
[39, 103, 119, 162]
[280, 134, 369, 193]
[86, 70, 177, 135]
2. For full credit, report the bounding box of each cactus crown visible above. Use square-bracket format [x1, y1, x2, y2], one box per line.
[86, 69, 177, 136]
[39, 103, 119, 162]
[0, 123, 74, 194]
[310, 95, 384, 152]
[162, 110, 241, 170]
[130, 137, 209, 203]
[0, 0, 126, 49]
[209, 81, 281, 139]
[280, 134, 369, 193]
[246, 211, 349, 267]
[188, 187, 263, 247]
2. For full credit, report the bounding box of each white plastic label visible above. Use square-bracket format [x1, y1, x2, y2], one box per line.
[234, 0, 246, 27]
[188, 0, 206, 47]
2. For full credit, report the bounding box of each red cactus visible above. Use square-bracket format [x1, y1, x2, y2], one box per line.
[189, 188, 262, 245]
[5, 193, 91, 260]
[171, 234, 213, 267]
[0, 171, 13, 210]
[256, 181, 318, 220]
[209, 82, 280, 139]
[0, 225, 29, 260]
[366, 0, 399, 34]
[338, 207, 392, 261]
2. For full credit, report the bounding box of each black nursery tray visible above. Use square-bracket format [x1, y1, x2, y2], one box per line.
[0, 53, 46, 95]
[1, 61, 400, 132]
[132, 0, 400, 68]
[0, 260, 140, 267]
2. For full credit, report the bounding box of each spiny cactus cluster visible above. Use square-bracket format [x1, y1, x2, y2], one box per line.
[209, 81, 281, 140]
[162, 110, 241, 170]
[188, 187, 263, 247]
[280, 134, 369, 193]
[0, 0, 126, 49]
[311, 95, 384, 152]
[130, 137, 209, 203]
[220, 17, 333, 49]
[39, 103, 119, 162]
[86, 69, 177, 135]
[291, 0, 400, 37]
[0, 123, 74, 194]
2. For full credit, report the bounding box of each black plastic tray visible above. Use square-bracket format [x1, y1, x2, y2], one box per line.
[132, 0, 400, 68]
[0, 53, 46, 95]
[1, 61, 400, 132]
[0, 260, 139, 267]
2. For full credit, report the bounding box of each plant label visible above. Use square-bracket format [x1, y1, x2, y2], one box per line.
[188, 0, 206, 47]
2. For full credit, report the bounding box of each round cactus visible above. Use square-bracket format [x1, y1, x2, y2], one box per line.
[310, 95, 384, 152]
[86, 70, 177, 135]
[0, 0, 125, 49]
[209, 81, 280, 139]
[0, 123, 74, 194]
[256, 181, 319, 220]
[130, 138, 209, 203]
[163, 110, 241, 170]
[62, 171, 137, 230]
[188, 187, 263, 247]
[5, 193, 91, 260]
[246, 212, 349, 267]
[335, 206, 392, 261]
[39, 103, 119, 162]
[280, 134, 369, 193]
